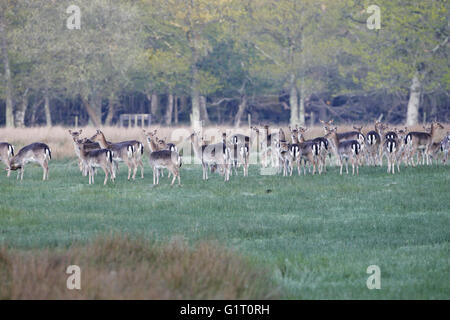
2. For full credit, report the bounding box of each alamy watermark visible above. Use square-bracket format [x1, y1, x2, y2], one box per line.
[366, 265, 381, 289]
[66, 5, 81, 30]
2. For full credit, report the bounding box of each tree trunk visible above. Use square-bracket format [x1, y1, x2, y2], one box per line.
[105, 94, 115, 126]
[150, 93, 159, 122]
[234, 95, 247, 128]
[191, 79, 201, 127]
[289, 74, 299, 126]
[81, 96, 101, 127]
[44, 87, 52, 127]
[190, 33, 201, 128]
[174, 96, 179, 125]
[14, 88, 29, 127]
[406, 72, 421, 126]
[165, 93, 174, 126]
[0, 13, 14, 127]
[299, 89, 305, 126]
[199, 95, 209, 125]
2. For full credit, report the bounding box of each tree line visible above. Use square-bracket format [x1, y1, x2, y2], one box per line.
[0, 0, 448, 128]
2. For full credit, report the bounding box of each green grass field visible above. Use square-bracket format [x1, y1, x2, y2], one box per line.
[0, 159, 449, 299]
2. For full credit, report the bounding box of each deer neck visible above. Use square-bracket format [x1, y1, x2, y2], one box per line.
[95, 133, 109, 149]
[148, 138, 158, 152]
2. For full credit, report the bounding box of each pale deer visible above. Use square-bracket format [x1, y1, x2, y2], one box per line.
[149, 150, 182, 186]
[76, 138, 115, 185]
[0, 142, 14, 177]
[9, 142, 51, 180]
[325, 127, 361, 175]
[405, 122, 444, 166]
[190, 132, 230, 181]
[90, 130, 137, 180]
[68, 129, 101, 175]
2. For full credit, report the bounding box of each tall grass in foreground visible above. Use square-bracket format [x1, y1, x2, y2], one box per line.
[0, 235, 278, 299]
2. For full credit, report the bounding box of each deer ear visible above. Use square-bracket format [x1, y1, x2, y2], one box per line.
[68, 130, 72, 134]
[79, 129, 82, 134]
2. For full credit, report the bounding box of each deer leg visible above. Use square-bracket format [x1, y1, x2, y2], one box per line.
[139, 159, 144, 178]
[170, 169, 176, 185]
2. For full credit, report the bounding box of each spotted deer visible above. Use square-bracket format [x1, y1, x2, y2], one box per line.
[296, 127, 322, 175]
[76, 138, 115, 185]
[296, 126, 328, 173]
[365, 121, 385, 166]
[0, 142, 14, 177]
[9, 142, 51, 180]
[190, 132, 230, 181]
[90, 130, 137, 180]
[68, 129, 101, 175]
[149, 150, 182, 186]
[325, 127, 361, 175]
[405, 122, 444, 166]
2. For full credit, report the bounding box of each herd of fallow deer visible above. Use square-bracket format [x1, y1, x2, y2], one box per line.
[0, 120, 449, 185]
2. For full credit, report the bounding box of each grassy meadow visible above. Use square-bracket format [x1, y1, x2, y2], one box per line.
[0, 152, 449, 299]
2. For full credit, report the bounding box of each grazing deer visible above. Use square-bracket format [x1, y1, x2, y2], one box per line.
[149, 150, 182, 186]
[68, 129, 101, 175]
[0, 142, 14, 177]
[9, 142, 51, 180]
[90, 130, 137, 180]
[325, 127, 361, 175]
[190, 132, 230, 181]
[405, 122, 444, 166]
[76, 138, 115, 185]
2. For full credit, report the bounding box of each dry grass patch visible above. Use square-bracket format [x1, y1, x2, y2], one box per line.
[0, 236, 278, 299]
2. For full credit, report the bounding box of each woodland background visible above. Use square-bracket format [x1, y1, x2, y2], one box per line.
[0, 0, 449, 128]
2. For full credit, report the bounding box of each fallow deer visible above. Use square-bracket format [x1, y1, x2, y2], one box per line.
[405, 122, 444, 166]
[90, 130, 137, 180]
[296, 127, 322, 175]
[440, 132, 450, 164]
[68, 129, 101, 175]
[325, 127, 361, 175]
[148, 150, 182, 186]
[9, 142, 51, 180]
[0, 142, 14, 177]
[190, 132, 230, 181]
[365, 121, 385, 166]
[76, 138, 115, 185]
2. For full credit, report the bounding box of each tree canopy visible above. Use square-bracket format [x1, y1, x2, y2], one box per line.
[0, 0, 448, 127]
